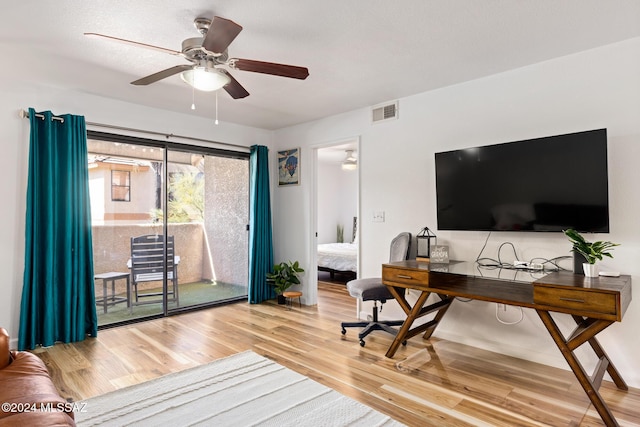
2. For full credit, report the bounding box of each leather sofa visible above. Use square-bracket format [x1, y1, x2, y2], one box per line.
[0, 328, 75, 426]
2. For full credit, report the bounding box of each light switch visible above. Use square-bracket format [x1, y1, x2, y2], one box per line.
[373, 211, 385, 222]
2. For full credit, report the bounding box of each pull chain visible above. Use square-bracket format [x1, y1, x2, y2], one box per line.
[191, 80, 196, 110]
[215, 90, 219, 125]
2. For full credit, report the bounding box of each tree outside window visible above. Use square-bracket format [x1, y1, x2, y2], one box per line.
[151, 172, 204, 223]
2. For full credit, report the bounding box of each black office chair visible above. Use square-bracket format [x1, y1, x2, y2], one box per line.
[341, 232, 411, 347]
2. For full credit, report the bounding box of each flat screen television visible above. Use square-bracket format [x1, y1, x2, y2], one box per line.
[434, 129, 609, 232]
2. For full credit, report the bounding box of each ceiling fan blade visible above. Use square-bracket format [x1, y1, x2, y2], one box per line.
[84, 33, 183, 56]
[202, 16, 243, 54]
[229, 59, 309, 80]
[221, 70, 249, 99]
[131, 65, 192, 86]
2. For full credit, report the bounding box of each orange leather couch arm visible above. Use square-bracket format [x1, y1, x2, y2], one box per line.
[0, 329, 76, 425]
[0, 328, 10, 370]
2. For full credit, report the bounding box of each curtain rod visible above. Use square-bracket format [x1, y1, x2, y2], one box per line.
[18, 108, 64, 123]
[18, 109, 249, 151]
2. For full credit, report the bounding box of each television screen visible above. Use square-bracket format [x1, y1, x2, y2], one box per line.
[434, 129, 609, 232]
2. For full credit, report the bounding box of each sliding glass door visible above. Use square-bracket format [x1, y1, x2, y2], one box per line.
[165, 149, 249, 312]
[88, 135, 249, 327]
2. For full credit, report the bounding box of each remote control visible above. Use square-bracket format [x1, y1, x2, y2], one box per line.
[599, 271, 620, 277]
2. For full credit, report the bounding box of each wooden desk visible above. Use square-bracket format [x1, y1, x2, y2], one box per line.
[382, 260, 632, 427]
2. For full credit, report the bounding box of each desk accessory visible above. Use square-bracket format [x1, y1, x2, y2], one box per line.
[416, 226, 436, 262]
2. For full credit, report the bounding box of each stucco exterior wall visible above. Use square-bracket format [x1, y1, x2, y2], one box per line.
[92, 223, 205, 294]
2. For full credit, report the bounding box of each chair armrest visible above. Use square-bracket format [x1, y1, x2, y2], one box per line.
[128, 257, 179, 268]
[0, 327, 11, 369]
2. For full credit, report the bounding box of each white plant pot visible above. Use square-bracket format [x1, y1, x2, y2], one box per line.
[583, 263, 599, 278]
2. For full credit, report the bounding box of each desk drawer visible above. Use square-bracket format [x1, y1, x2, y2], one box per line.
[533, 287, 617, 315]
[383, 266, 430, 286]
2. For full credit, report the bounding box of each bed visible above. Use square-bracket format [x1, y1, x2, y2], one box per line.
[317, 217, 358, 280]
[317, 242, 357, 279]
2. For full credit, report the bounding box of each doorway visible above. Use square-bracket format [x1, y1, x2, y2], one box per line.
[314, 138, 360, 296]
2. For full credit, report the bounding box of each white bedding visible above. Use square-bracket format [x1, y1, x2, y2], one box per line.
[317, 242, 357, 272]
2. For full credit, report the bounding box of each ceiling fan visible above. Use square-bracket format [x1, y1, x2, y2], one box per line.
[84, 15, 309, 99]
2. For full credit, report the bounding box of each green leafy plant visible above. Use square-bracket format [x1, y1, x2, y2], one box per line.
[563, 229, 619, 265]
[149, 172, 204, 223]
[266, 261, 305, 294]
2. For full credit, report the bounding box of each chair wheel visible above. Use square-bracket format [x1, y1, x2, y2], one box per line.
[359, 340, 365, 347]
[402, 340, 407, 346]
[341, 327, 346, 335]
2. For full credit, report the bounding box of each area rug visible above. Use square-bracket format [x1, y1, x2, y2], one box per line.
[75, 350, 403, 426]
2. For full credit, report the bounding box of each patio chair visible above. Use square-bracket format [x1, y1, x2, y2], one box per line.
[129, 234, 179, 306]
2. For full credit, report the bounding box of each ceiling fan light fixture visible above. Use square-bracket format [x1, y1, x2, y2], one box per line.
[180, 67, 230, 92]
[341, 149, 358, 170]
[342, 160, 357, 171]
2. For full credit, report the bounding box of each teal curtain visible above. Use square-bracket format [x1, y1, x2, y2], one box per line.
[19, 108, 97, 350]
[248, 145, 275, 303]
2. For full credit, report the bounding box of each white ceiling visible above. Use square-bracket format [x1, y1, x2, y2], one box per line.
[317, 142, 357, 165]
[3, 1, 640, 130]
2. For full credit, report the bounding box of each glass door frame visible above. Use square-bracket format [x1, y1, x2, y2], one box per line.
[88, 130, 250, 326]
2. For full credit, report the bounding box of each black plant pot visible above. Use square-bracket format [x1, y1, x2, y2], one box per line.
[277, 294, 286, 305]
[573, 252, 587, 275]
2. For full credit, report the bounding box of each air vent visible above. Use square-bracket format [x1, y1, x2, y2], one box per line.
[372, 101, 398, 123]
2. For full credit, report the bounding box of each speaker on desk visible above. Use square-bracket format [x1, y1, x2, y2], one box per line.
[573, 252, 587, 275]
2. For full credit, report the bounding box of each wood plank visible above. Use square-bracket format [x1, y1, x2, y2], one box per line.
[31, 282, 639, 426]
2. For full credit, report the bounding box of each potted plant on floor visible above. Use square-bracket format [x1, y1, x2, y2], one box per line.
[266, 260, 305, 304]
[563, 229, 619, 277]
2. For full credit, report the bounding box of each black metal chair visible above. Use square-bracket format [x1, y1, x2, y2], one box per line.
[129, 234, 179, 307]
[341, 232, 411, 346]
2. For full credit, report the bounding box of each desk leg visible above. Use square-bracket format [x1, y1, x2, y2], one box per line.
[571, 315, 628, 391]
[423, 294, 453, 340]
[537, 310, 620, 427]
[385, 288, 454, 358]
[385, 290, 430, 358]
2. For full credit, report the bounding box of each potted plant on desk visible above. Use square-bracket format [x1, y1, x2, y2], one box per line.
[563, 229, 619, 277]
[266, 260, 305, 304]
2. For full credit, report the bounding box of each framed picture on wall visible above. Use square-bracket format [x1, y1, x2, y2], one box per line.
[278, 148, 300, 186]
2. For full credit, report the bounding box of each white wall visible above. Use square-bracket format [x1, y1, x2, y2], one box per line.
[272, 37, 640, 387]
[0, 80, 273, 343]
[1, 34, 638, 389]
[317, 161, 357, 244]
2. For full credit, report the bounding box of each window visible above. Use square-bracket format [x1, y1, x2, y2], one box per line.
[111, 170, 130, 202]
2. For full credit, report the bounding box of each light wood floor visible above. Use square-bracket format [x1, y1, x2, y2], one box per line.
[34, 282, 639, 426]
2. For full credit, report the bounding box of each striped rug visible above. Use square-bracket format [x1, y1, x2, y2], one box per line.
[75, 350, 403, 426]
